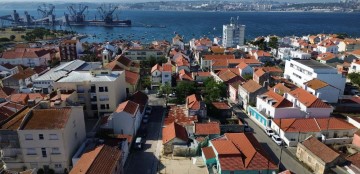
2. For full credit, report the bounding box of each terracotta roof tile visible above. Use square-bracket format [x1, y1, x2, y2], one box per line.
[1, 108, 30, 130]
[240, 80, 262, 93]
[219, 156, 245, 170]
[237, 62, 249, 70]
[162, 122, 188, 144]
[202, 146, 216, 159]
[117, 55, 132, 66]
[301, 137, 340, 163]
[346, 152, 360, 168]
[8, 68, 36, 80]
[261, 90, 293, 108]
[304, 79, 330, 90]
[104, 60, 123, 71]
[162, 63, 172, 72]
[179, 69, 193, 81]
[9, 94, 29, 105]
[0, 87, 15, 98]
[254, 68, 266, 78]
[195, 122, 220, 135]
[115, 100, 139, 116]
[318, 52, 336, 61]
[164, 106, 198, 126]
[176, 57, 190, 67]
[129, 91, 148, 107]
[21, 108, 72, 130]
[186, 94, 201, 110]
[211, 140, 240, 155]
[212, 102, 230, 110]
[125, 70, 140, 85]
[289, 88, 331, 108]
[70, 145, 121, 174]
[203, 54, 235, 60]
[151, 64, 162, 73]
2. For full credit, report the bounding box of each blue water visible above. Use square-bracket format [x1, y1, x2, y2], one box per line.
[1, 9, 360, 43]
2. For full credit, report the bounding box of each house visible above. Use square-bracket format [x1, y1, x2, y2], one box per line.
[0, 63, 19, 78]
[228, 80, 242, 103]
[211, 102, 231, 118]
[237, 62, 253, 78]
[0, 86, 15, 103]
[272, 118, 357, 147]
[296, 137, 345, 174]
[16, 106, 86, 173]
[125, 70, 140, 95]
[352, 130, 360, 148]
[200, 54, 235, 71]
[59, 39, 83, 61]
[338, 39, 360, 52]
[128, 91, 148, 116]
[286, 88, 333, 117]
[123, 46, 167, 61]
[349, 59, 360, 73]
[290, 50, 311, 59]
[186, 94, 207, 118]
[0, 48, 52, 67]
[0, 102, 26, 122]
[2, 68, 38, 92]
[250, 50, 273, 63]
[162, 122, 188, 154]
[194, 122, 220, 139]
[150, 63, 172, 89]
[238, 79, 267, 111]
[203, 133, 277, 174]
[317, 40, 338, 54]
[303, 79, 340, 103]
[317, 52, 337, 64]
[178, 69, 194, 81]
[175, 56, 190, 73]
[284, 59, 346, 94]
[108, 55, 140, 73]
[102, 100, 141, 137]
[253, 66, 283, 86]
[164, 105, 198, 135]
[54, 69, 127, 118]
[70, 144, 123, 174]
[192, 72, 211, 83]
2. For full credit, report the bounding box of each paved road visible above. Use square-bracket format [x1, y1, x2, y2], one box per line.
[235, 108, 312, 174]
[124, 94, 165, 174]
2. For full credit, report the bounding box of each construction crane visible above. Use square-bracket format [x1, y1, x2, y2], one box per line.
[67, 4, 88, 23]
[37, 4, 55, 18]
[97, 4, 118, 24]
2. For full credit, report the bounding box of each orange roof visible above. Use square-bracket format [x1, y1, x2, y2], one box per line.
[301, 137, 340, 163]
[212, 102, 230, 110]
[273, 118, 356, 133]
[129, 91, 148, 107]
[9, 94, 29, 105]
[195, 122, 220, 135]
[70, 145, 121, 174]
[125, 70, 140, 85]
[255, 50, 271, 57]
[352, 49, 360, 55]
[193, 71, 211, 77]
[186, 94, 201, 110]
[162, 63, 172, 72]
[115, 100, 139, 116]
[8, 68, 36, 80]
[211, 140, 240, 155]
[162, 122, 188, 144]
[219, 156, 245, 170]
[176, 57, 190, 67]
[21, 108, 71, 130]
[151, 64, 162, 73]
[240, 80, 262, 93]
[270, 83, 293, 95]
[104, 60, 123, 71]
[164, 106, 198, 126]
[202, 146, 216, 159]
[237, 62, 249, 70]
[318, 52, 336, 61]
[179, 69, 193, 81]
[346, 153, 360, 168]
[255, 66, 283, 73]
[254, 68, 266, 78]
[0, 87, 15, 99]
[304, 79, 330, 90]
[262, 90, 293, 108]
[288, 88, 331, 108]
[217, 69, 237, 82]
[210, 46, 225, 54]
[203, 54, 235, 60]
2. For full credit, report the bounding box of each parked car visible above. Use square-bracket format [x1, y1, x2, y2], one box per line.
[265, 128, 275, 137]
[169, 92, 176, 97]
[135, 137, 144, 149]
[244, 123, 251, 132]
[272, 134, 282, 146]
[145, 106, 152, 114]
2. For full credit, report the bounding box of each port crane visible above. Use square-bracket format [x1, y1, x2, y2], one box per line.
[97, 4, 118, 24]
[67, 4, 88, 23]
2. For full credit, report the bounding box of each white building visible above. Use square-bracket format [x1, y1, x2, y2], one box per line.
[317, 41, 338, 54]
[222, 18, 245, 48]
[17, 106, 86, 173]
[349, 59, 360, 73]
[284, 59, 346, 94]
[277, 48, 293, 60]
[0, 48, 51, 67]
[303, 79, 340, 103]
[150, 63, 172, 89]
[54, 69, 127, 118]
[290, 50, 311, 60]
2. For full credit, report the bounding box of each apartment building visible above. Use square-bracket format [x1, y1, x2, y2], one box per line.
[349, 59, 360, 73]
[59, 40, 84, 61]
[54, 69, 126, 118]
[284, 59, 345, 93]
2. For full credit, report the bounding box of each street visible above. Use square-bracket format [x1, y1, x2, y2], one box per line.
[235, 107, 312, 174]
[124, 94, 165, 174]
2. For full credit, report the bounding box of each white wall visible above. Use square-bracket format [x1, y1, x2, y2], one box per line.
[304, 85, 339, 103]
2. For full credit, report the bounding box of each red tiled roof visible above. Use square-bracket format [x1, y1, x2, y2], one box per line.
[211, 140, 240, 155]
[8, 68, 36, 80]
[212, 102, 230, 110]
[195, 122, 220, 135]
[176, 57, 190, 67]
[301, 137, 340, 163]
[70, 145, 121, 174]
[202, 146, 216, 159]
[0, 87, 15, 98]
[151, 64, 162, 73]
[235, 59, 262, 66]
[273, 118, 356, 133]
[179, 69, 193, 81]
[216, 69, 238, 82]
[186, 94, 201, 110]
[237, 62, 249, 70]
[203, 54, 235, 60]
[129, 91, 148, 107]
[254, 68, 266, 78]
[125, 70, 140, 85]
[304, 79, 330, 90]
[117, 55, 132, 66]
[1, 48, 50, 59]
[346, 152, 360, 168]
[193, 71, 211, 77]
[162, 122, 188, 144]
[104, 60, 123, 71]
[240, 80, 262, 93]
[164, 106, 198, 126]
[9, 94, 29, 105]
[262, 90, 293, 108]
[21, 108, 72, 130]
[219, 156, 245, 171]
[289, 88, 331, 108]
[115, 100, 139, 116]
[162, 63, 172, 72]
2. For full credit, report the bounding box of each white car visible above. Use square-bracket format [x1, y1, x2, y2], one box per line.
[265, 128, 275, 137]
[272, 135, 282, 146]
[169, 93, 176, 97]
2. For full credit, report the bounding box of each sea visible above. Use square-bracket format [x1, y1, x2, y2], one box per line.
[1, 9, 360, 43]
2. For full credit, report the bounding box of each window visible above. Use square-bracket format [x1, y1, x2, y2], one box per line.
[54, 164, 62, 168]
[99, 87, 104, 92]
[49, 134, 58, 140]
[104, 87, 108, 92]
[39, 134, 44, 140]
[164, 75, 169, 78]
[100, 104, 106, 110]
[51, 147, 60, 154]
[27, 148, 36, 155]
[106, 104, 110, 109]
[41, 148, 47, 157]
[25, 134, 33, 140]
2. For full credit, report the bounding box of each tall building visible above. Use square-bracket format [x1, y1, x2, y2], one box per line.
[222, 18, 245, 48]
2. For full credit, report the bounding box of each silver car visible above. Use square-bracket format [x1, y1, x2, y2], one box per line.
[272, 134, 282, 146]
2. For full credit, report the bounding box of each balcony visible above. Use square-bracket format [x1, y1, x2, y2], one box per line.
[0, 149, 23, 162]
[90, 97, 97, 102]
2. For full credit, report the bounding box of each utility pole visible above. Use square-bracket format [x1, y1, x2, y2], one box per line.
[277, 118, 283, 170]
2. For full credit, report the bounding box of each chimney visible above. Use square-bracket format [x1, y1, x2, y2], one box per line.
[316, 92, 321, 98]
[263, 81, 269, 89]
[57, 89, 61, 99]
[304, 84, 308, 90]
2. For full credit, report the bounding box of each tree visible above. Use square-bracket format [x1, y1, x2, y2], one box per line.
[156, 56, 168, 65]
[9, 35, 16, 41]
[242, 74, 253, 80]
[348, 72, 360, 86]
[160, 83, 172, 106]
[175, 81, 196, 104]
[203, 77, 227, 103]
[268, 37, 278, 49]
